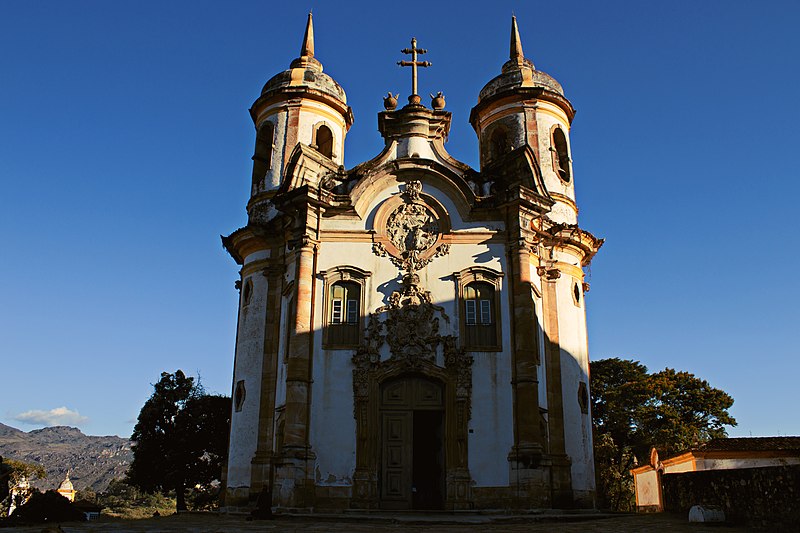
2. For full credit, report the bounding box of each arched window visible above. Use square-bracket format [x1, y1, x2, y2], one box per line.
[489, 126, 510, 162]
[315, 124, 334, 159]
[454, 266, 503, 351]
[328, 281, 360, 346]
[321, 266, 371, 348]
[251, 122, 273, 190]
[464, 282, 497, 348]
[552, 126, 571, 182]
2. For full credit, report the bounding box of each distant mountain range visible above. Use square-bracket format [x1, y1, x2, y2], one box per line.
[0, 423, 132, 492]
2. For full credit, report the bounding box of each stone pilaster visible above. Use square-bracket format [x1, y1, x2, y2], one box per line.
[506, 240, 550, 506]
[273, 236, 317, 509]
[248, 263, 284, 504]
[508, 241, 544, 463]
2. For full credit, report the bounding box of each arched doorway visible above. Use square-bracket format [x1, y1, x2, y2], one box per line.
[379, 375, 445, 510]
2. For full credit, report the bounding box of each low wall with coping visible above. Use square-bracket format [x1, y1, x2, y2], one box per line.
[662, 464, 800, 528]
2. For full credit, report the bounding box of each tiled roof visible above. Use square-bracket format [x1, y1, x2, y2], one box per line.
[698, 436, 800, 452]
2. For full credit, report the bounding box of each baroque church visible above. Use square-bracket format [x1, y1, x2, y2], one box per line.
[222, 14, 603, 511]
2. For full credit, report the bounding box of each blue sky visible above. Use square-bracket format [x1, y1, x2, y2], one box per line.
[2, 1, 799, 439]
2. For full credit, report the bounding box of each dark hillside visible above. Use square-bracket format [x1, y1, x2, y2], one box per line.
[0, 423, 132, 492]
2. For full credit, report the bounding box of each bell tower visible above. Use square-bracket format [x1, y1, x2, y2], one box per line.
[469, 16, 578, 225]
[247, 13, 353, 214]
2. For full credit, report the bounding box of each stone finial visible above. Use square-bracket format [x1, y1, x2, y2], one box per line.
[430, 92, 445, 110]
[384, 92, 398, 110]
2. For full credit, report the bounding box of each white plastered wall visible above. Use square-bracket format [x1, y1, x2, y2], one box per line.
[534, 104, 577, 225]
[552, 249, 594, 493]
[695, 457, 800, 471]
[308, 180, 514, 488]
[226, 254, 269, 488]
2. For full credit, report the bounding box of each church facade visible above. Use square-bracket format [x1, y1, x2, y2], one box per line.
[221, 15, 603, 511]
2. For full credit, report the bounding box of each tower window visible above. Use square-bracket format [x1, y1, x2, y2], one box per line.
[489, 126, 510, 162]
[454, 266, 503, 351]
[252, 122, 274, 189]
[315, 124, 334, 159]
[552, 126, 571, 182]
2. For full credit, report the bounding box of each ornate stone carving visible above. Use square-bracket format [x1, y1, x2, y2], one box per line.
[536, 265, 561, 280]
[351, 270, 473, 509]
[386, 200, 439, 255]
[372, 181, 451, 272]
[372, 242, 388, 257]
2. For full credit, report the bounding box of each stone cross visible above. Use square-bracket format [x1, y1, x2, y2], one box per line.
[397, 38, 431, 97]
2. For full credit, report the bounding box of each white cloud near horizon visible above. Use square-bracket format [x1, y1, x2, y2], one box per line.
[13, 406, 88, 426]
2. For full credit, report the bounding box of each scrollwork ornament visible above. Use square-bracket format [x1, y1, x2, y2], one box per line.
[372, 242, 388, 257]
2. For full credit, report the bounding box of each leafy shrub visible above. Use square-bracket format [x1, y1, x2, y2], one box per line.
[10, 490, 85, 523]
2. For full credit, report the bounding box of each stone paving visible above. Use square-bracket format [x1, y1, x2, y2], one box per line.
[1, 511, 759, 533]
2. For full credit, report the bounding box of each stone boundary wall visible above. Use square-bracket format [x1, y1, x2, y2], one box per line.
[662, 464, 800, 528]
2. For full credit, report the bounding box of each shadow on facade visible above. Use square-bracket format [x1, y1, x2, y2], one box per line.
[224, 268, 594, 513]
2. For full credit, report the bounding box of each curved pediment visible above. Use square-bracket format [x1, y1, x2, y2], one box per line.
[348, 158, 478, 222]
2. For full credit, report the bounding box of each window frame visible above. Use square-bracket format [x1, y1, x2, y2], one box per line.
[454, 266, 504, 351]
[320, 266, 371, 349]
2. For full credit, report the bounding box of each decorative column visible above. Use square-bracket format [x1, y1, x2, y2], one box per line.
[273, 235, 317, 508]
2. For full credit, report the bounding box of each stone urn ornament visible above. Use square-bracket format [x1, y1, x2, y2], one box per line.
[383, 92, 398, 110]
[430, 91, 445, 110]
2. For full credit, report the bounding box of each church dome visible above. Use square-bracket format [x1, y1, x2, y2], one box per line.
[58, 474, 73, 492]
[261, 65, 347, 103]
[477, 16, 564, 103]
[478, 62, 563, 102]
[260, 13, 347, 105]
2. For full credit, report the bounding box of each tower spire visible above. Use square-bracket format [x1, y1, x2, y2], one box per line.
[502, 15, 533, 72]
[510, 15, 523, 61]
[290, 13, 322, 71]
[300, 12, 314, 59]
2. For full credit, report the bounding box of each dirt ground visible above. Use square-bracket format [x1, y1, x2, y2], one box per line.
[1, 511, 763, 532]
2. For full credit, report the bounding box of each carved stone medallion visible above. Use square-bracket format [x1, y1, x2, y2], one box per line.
[372, 181, 450, 273]
[386, 202, 439, 255]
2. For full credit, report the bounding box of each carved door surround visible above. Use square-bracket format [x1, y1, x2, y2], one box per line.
[379, 375, 444, 509]
[351, 274, 473, 510]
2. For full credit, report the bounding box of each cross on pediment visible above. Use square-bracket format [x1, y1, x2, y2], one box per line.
[397, 38, 431, 100]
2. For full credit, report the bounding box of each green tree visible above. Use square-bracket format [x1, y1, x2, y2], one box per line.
[126, 370, 231, 511]
[2, 458, 46, 488]
[1, 457, 46, 517]
[590, 358, 736, 510]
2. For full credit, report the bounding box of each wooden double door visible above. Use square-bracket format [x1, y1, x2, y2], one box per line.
[380, 376, 445, 510]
